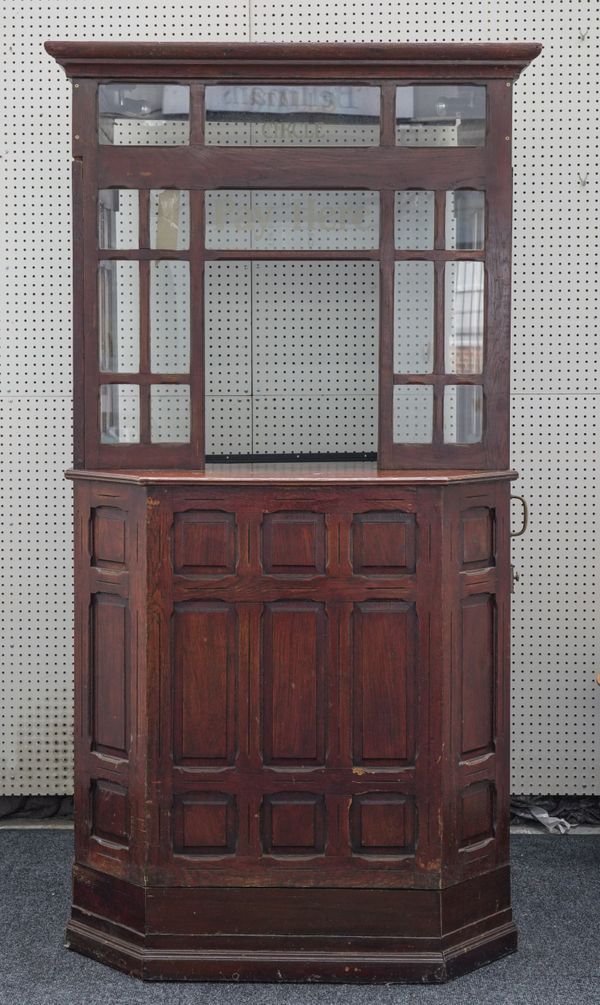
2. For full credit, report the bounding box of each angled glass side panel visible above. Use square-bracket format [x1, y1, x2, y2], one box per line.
[98, 189, 139, 249]
[100, 384, 140, 443]
[98, 261, 140, 373]
[396, 85, 486, 147]
[444, 261, 484, 375]
[444, 384, 483, 444]
[392, 385, 434, 443]
[98, 84, 190, 145]
[446, 190, 485, 250]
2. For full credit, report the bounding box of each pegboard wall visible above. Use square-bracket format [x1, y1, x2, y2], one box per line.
[0, 2, 598, 795]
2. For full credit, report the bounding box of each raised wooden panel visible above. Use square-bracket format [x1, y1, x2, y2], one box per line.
[350, 794, 415, 856]
[91, 506, 127, 567]
[173, 510, 236, 575]
[460, 782, 495, 849]
[461, 593, 496, 757]
[461, 506, 495, 568]
[90, 593, 128, 757]
[262, 601, 326, 765]
[352, 601, 415, 765]
[351, 511, 416, 575]
[262, 512, 326, 575]
[262, 793, 325, 855]
[173, 601, 237, 765]
[91, 780, 129, 848]
[173, 794, 237, 856]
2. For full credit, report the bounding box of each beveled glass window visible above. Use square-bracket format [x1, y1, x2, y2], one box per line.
[100, 384, 140, 443]
[444, 385, 483, 443]
[446, 191, 485, 250]
[98, 189, 139, 249]
[205, 84, 380, 146]
[393, 385, 434, 444]
[98, 84, 190, 145]
[396, 85, 486, 147]
[150, 190, 190, 250]
[445, 261, 484, 374]
[98, 261, 140, 372]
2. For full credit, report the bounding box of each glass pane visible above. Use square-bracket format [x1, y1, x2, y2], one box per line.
[98, 189, 138, 249]
[205, 84, 380, 146]
[98, 261, 140, 373]
[445, 261, 484, 374]
[150, 261, 190, 374]
[394, 261, 434, 374]
[204, 260, 378, 457]
[98, 83, 189, 145]
[393, 385, 433, 443]
[396, 85, 486, 147]
[150, 385, 190, 443]
[150, 190, 190, 250]
[446, 191, 485, 250]
[100, 384, 140, 443]
[395, 191, 434, 250]
[205, 190, 379, 250]
[444, 385, 483, 443]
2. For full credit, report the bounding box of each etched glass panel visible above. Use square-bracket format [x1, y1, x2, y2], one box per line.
[150, 190, 190, 250]
[98, 83, 190, 145]
[394, 261, 434, 374]
[98, 189, 139, 249]
[205, 190, 379, 250]
[100, 384, 140, 443]
[205, 84, 380, 146]
[445, 261, 484, 374]
[396, 85, 486, 147]
[150, 385, 190, 443]
[444, 384, 483, 443]
[392, 385, 433, 443]
[446, 191, 485, 250]
[98, 261, 140, 373]
[150, 261, 190, 374]
[394, 191, 434, 250]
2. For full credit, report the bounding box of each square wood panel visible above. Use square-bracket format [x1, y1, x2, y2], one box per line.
[262, 793, 325, 855]
[352, 511, 416, 575]
[173, 510, 237, 575]
[262, 512, 326, 575]
[350, 793, 415, 856]
[91, 506, 127, 567]
[173, 793, 237, 855]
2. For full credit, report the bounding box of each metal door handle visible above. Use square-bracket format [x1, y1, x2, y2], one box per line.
[510, 495, 529, 538]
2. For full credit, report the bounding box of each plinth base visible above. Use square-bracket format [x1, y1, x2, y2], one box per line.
[65, 864, 517, 983]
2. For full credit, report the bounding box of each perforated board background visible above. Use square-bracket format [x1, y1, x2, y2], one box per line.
[0, 1, 598, 794]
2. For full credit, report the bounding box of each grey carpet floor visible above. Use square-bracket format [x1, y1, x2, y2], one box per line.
[0, 832, 598, 1005]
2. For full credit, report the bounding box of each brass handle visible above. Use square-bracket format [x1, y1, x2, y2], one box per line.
[510, 495, 529, 538]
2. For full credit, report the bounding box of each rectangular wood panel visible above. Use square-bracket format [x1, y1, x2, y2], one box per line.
[352, 601, 415, 765]
[461, 594, 496, 757]
[91, 779, 129, 848]
[90, 593, 128, 757]
[262, 601, 326, 764]
[173, 601, 237, 764]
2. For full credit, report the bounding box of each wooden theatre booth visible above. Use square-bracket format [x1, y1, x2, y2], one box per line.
[46, 40, 540, 983]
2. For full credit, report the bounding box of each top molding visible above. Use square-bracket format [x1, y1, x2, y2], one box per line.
[45, 41, 542, 80]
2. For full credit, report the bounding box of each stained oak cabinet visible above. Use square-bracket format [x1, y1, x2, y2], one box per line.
[46, 41, 540, 982]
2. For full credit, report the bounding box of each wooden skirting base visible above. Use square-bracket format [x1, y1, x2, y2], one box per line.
[66, 864, 517, 983]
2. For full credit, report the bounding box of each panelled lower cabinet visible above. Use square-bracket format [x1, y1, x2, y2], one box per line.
[47, 41, 540, 982]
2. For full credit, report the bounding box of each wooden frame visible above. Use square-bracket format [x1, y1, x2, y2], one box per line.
[47, 41, 540, 471]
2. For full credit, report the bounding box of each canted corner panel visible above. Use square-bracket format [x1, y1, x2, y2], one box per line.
[460, 593, 496, 759]
[352, 601, 416, 766]
[173, 793, 238, 856]
[262, 511, 327, 576]
[350, 793, 416, 857]
[173, 510, 237, 576]
[461, 506, 495, 569]
[459, 781, 496, 852]
[172, 601, 238, 766]
[90, 506, 127, 568]
[351, 511, 416, 575]
[261, 601, 326, 765]
[90, 778, 129, 849]
[261, 793, 326, 855]
[90, 593, 129, 759]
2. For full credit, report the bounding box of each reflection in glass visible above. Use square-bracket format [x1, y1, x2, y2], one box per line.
[445, 261, 484, 374]
[98, 189, 139, 249]
[394, 262, 434, 374]
[396, 85, 486, 147]
[395, 191, 434, 250]
[98, 83, 190, 145]
[444, 384, 483, 443]
[150, 261, 190, 373]
[98, 261, 140, 373]
[446, 191, 485, 250]
[205, 84, 380, 146]
[393, 385, 433, 443]
[205, 190, 379, 250]
[150, 385, 190, 443]
[100, 384, 140, 443]
[150, 190, 190, 250]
